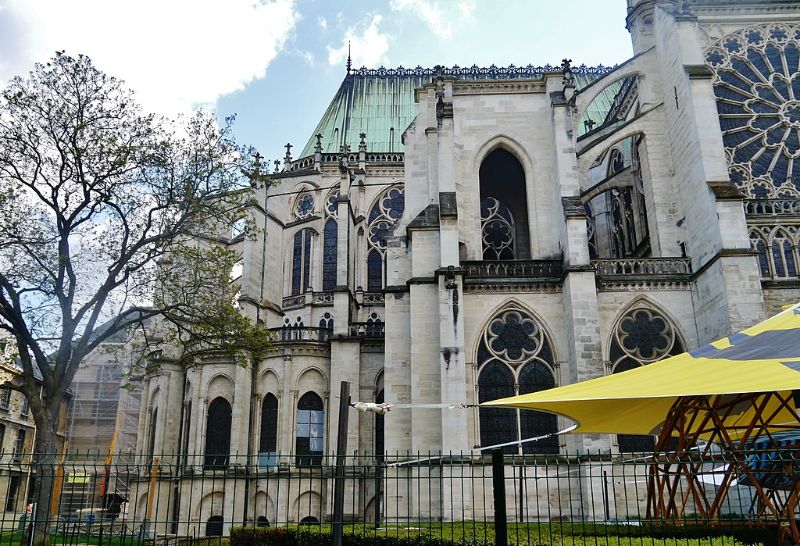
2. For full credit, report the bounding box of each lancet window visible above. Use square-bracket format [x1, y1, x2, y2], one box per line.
[322, 187, 339, 291]
[259, 394, 278, 467]
[477, 308, 558, 454]
[479, 149, 530, 260]
[749, 226, 799, 279]
[204, 397, 232, 469]
[291, 228, 314, 295]
[296, 392, 324, 467]
[367, 186, 405, 291]
[609, 305, 684, 452]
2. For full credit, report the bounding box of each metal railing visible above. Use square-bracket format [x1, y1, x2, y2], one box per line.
[2, 448, 795, 545]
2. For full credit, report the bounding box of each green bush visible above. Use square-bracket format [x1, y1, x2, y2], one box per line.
[230, 527, 468, 546]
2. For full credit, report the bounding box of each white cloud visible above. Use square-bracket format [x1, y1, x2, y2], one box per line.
[318, 17, 328, 30]
[390, 0, 452, 40]
[327, 14, 390, 69]
[0, 0, 298, 117]
[457, 0, 476, 21]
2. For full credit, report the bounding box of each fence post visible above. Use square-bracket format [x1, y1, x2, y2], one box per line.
[332, 381, 350, 546]
[492, 449, 508, 546]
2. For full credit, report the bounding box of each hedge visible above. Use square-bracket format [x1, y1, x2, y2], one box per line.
[230, 525, 771, 546]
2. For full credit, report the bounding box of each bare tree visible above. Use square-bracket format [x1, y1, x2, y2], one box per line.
[0, 52, 268, 544]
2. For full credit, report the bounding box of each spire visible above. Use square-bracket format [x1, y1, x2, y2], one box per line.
[346, 40, 352, 75]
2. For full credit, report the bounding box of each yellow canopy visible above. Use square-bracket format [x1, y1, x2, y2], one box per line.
[482, 304, 800, 437]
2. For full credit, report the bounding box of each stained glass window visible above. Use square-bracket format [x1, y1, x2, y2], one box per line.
[706, 23, 800, 197]
[518, 362, 558, 454]
[259, 394, 278, 467]
[770, 229, 797, 278]
[325, 187, 339, 219]
[477, 308, 558, 454]
[291, 229, 314, 295]
[367, 249, 383, 292]
[610, 306, 684, 453]
[318, 312, 333, 341]
[375, 389, 385, 461]
[295, 191, 315, 219]
[366, 312, 383, 336]
[323, 219, 338, 291]
[147, 408, 158, 462]
[478, 361, 517, 454]
[296, 392, 324, 467]
[204, 397, 232, 469]
[366, 186, 404, 290]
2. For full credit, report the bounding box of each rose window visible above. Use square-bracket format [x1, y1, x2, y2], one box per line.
[295, 191, 315, 219]
[484, 310, 542, 363]
[706, 23, 800, 198]
[616, 308, 676, 363]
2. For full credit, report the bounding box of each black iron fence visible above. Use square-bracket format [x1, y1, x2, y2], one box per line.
[0, 449, 796, 545]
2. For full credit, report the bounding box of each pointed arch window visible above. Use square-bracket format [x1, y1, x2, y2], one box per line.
[322, 219, 338, 291]
[318, 312, 333, 341]
[477, 308, 558, 454]
[751, 230, 770, 278]
[367, 186, 405, 291]
[770, 229, 797, 278]
[479, 149, 529, 260]
[609, 306, 684, 452]
[147, 408, 158, 463]
[291, 229, 314, 295]
[204, 397, 232, 469]
[259, 394, 278, 467]
[296, 392, 324, 467]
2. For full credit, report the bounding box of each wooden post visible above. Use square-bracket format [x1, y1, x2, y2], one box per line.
[332, 381, 350, 546]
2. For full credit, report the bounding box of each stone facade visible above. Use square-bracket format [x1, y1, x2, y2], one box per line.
[134, 0, 800, 535]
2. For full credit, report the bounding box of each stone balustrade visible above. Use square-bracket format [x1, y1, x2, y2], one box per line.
[745, 199, 800, 217]
[593, 257, 692, 277]
[462, 259, 563, 280]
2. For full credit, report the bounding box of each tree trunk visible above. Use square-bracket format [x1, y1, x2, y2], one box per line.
[29, 414, 58, 546]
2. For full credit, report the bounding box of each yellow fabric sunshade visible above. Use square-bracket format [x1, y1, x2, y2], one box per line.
[482, 303, 800, 437]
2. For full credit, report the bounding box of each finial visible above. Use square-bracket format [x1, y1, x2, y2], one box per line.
[314, 133, 323, 154]
[346, 41, 352, 75]
[359, 132, 367, 152]
[273, 159, 281, 173]
[284, 142, 293, 165]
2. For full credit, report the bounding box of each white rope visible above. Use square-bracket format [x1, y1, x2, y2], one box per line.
[386, 424, 577, 467]
[349, 401, 473, 413]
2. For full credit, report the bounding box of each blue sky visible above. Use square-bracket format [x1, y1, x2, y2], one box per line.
[1, 0, 633, 161]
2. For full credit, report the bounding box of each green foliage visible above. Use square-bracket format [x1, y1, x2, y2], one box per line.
[229, 524, 766, 546]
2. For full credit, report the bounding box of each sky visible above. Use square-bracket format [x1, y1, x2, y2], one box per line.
[0, 0, 633, 163]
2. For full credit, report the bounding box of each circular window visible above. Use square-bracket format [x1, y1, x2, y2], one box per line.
[706, 23, 800, 197]
[295, 191, 315, 219]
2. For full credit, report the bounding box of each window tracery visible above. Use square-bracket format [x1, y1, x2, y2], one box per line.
[706, 23, 800, 198]
[325, 187, 339, 219]
[322, 219, 337, 291]
[294, 190, 315, 219]
[367, 186, 405, 291]
[609, 305, 684, 452]
[477, 308, 558, 455]
[748, 225, 799, 279]
[291, 229, 314, 295]
[480, 197, 516, 260]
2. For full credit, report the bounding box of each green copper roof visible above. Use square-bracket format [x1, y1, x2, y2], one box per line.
[299, 65, 616, 158]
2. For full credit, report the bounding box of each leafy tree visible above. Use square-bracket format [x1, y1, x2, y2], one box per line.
[0, 52, 269, 544]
